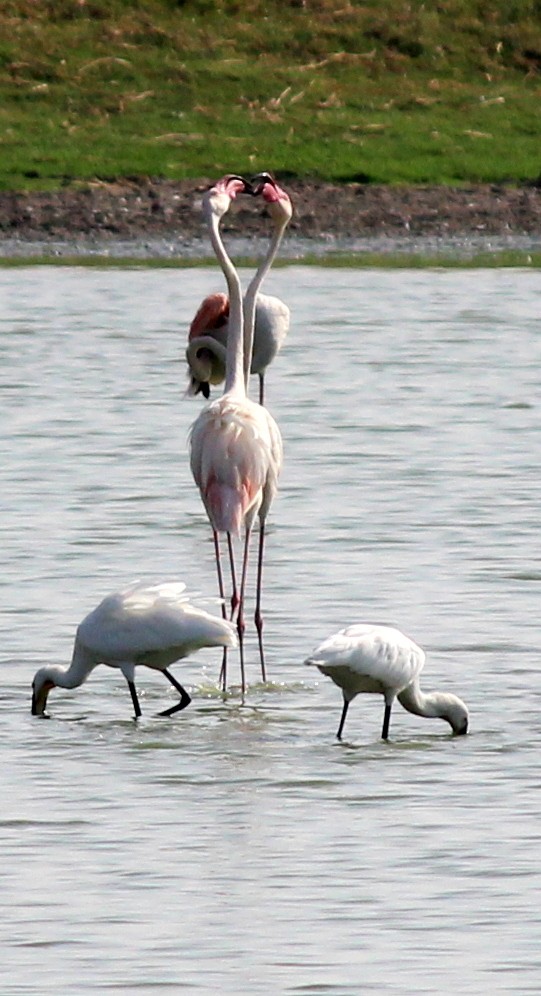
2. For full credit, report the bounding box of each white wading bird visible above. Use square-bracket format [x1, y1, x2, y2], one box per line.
[189, 174, 290, 692]
[185, 172, 291, 407]
[304, 624, 469, 740]
[31, 581, 237, 719]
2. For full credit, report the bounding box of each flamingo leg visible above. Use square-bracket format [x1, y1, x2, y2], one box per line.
[236, 528, 252, 698]
[337, 698, 349, 740]
[127, 680, 142, 720]
[158, 668, 192, 717]
[213, 529, 229, 692]
[381, 702, 392, 740]
[254, 519, 267, 682]
[227, 533, 240, 622]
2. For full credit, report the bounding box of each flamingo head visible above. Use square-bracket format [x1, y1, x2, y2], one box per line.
[251, 172, 293, 229]
[185, 336, 227, 397]
[203, 174, 252, 221]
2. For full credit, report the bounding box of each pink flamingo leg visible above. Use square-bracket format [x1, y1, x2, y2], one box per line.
[236, 529, 252, 698]
[226, 532, 246, 696]
[213, 530, 229, 692]
[227, 534, 240, 622]
[254, 521, 267, 682]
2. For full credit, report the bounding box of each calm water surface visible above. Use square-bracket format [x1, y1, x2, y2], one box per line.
[1, 265, 541, 994]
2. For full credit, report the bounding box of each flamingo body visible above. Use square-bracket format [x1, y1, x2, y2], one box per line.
[31, 581, 237, 718]
[305, 624, 469, 740]
[189, 393, 282, 536]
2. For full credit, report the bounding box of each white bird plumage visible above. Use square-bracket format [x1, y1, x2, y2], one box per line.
[304, 624, 469, 740]
[31, 580, 237, 718]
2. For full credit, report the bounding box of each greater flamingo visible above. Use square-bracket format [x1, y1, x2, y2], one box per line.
[240, 173, 292, 671]
[189, 174, 284, 693]
[31, 580, 237, 719]
[305, 624, 469, 740]
[186, 292, 290, 405]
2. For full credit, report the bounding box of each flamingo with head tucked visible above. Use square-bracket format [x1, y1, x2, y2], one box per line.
[189, 175, 284, 693]
[186, 292, 290, 406]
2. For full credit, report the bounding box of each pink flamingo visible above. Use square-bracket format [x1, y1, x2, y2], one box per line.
[185, 174, 291, 407]
[186, 292, 290, 406]
[189, 175, 289, 692]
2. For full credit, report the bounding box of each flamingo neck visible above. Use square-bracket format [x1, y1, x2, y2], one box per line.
[243, 219, 287, 389]
[206, 210, 245, 397]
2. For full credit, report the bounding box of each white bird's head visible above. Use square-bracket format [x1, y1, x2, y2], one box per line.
[203, 174, 251, 222]
[31, 667, 57, 716]
[251, 172, 293, 230]
[434, 692, 469, 735]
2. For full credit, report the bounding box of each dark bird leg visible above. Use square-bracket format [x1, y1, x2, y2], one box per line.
[127, 680, 142, 719]
[254, 519, 267, 682]
[381, 702, 392, 740]
[337, 698, 349, 740]
[258, 373, 265, 406]
[158, 669, 192, 717]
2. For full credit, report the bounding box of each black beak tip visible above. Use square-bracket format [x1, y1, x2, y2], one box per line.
[249, 171, 275, 196]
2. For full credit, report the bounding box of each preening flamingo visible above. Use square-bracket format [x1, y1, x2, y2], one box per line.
[189, 174, 284, 693]
[186, 292, 290, 405]
[186, 172, 291, 407]
[31, 580, 237, 719]
[304, 624, 469, 740]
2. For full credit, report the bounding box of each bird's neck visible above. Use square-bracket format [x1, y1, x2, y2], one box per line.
[50, 642, 97, 689]
[206, 210, 246, 397]
[242, 220, 287, 389]
[397, 679, 454, 721]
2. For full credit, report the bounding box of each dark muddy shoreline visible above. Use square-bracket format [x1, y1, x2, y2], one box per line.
[1, 179, 540, 258]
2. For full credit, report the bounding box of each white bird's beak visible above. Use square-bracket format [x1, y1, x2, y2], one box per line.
[31, 680, 53, 716]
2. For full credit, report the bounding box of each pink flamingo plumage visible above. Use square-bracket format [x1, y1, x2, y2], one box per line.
[189, 174, 290, 692]
[186, 291, 290, 405]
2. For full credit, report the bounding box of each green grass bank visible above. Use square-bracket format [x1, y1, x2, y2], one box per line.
[1, 0, 541, 192]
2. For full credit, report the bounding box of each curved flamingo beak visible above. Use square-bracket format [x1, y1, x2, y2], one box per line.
[210, 174, 253, 198]
[250, 172, 293, 224]
[250, 172, 275, 194]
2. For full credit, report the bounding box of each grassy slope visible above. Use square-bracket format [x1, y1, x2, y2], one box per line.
[1, 0, 540, 191]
